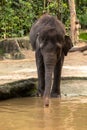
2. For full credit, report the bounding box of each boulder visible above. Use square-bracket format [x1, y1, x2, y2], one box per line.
[0, 78, 37, 100]
[0, 39, 25, 59]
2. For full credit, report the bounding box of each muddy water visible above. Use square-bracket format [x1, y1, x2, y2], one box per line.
[0, 97, 87, 130]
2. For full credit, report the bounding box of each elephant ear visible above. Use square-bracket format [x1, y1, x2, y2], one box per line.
[63, 35, 73, 56]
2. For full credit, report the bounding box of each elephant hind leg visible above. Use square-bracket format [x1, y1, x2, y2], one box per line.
[35, 50, 45, 97]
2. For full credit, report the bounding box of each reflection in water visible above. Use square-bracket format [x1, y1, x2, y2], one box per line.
[0, 97, 87, 130]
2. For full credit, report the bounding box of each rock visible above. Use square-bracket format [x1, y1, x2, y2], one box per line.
[17, 38, 31, 50]
[0, 78, 37, 100]
[3, 53, 12, 59]
[0, 39, 25, 60]
[12, 52, 25, 59]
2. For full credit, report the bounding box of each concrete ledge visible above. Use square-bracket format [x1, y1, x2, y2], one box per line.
[61, 76, 87, 80]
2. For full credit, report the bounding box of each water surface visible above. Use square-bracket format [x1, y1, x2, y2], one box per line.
[0, 97, 87, 130]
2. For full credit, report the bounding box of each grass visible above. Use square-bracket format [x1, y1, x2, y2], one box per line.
[79, 32, 87, 41]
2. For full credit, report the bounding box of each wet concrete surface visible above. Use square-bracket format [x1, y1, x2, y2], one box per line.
[0, 51, 87, 97]
[0, 52, 87, 84]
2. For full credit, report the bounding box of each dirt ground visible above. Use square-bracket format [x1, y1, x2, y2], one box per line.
[0, 45, 87, 85]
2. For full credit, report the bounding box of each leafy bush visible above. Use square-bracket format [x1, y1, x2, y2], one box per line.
[0, 0, 87, 38]
[0, 0, 35, 38]
[77, 6, 87, 28]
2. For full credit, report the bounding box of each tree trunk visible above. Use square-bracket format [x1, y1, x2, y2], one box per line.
[44, 0, 46, 9]
[69, 45, 87, 52]
[68, 0, 76, 44]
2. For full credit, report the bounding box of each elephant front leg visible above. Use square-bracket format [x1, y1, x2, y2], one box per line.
[51, 56, 64, 97]
[35, 50, 45, 96]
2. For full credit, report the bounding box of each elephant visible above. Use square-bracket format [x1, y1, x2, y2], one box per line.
[30, 14, 73, 106]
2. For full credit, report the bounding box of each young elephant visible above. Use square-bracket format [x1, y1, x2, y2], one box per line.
[30, 14, 73, 106]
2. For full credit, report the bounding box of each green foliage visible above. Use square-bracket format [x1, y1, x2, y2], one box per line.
[0, 0, 87, 38]
[30, 0, 44, 18]
[79, 32, 87, 40]
[76, 1, 87, 28]
[0, 0, 35, 38]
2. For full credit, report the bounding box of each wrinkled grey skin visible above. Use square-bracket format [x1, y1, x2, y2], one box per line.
[30, 14, 73, 106]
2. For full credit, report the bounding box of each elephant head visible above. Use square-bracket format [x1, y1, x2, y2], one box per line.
[30, 14, 73, 106]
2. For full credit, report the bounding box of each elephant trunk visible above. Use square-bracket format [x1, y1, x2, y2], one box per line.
[43, 55, 57, 106]
[43, 71, 52, 106]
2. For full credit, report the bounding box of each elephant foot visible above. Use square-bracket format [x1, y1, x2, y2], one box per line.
[37, 89, 44, 97]
[51, 92, 61, 98]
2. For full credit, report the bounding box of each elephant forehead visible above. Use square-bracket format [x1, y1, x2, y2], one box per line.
[39, 27, 64, 41]
[48, 30, 57, 36]
[41, 42, 62, 55]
